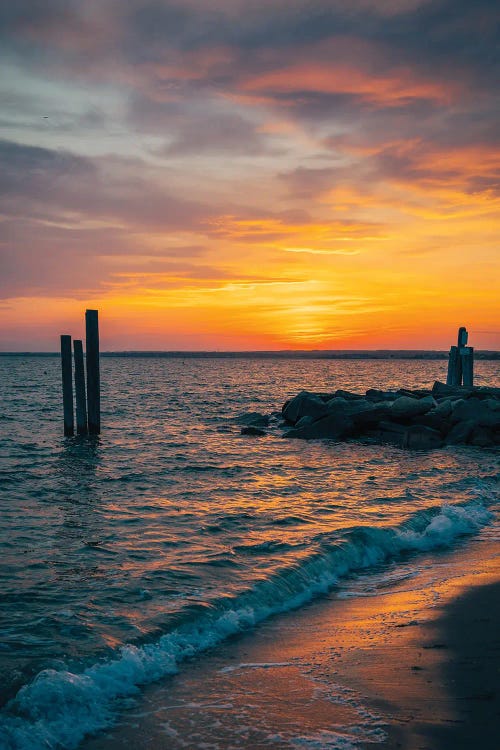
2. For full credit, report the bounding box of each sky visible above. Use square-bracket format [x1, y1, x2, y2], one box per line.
[0, 0, 498, 351]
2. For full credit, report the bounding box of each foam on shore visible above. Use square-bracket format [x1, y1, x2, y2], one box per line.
[0, 500, 493, 750]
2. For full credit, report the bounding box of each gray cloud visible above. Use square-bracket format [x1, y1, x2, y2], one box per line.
[0, 139, 210, 229]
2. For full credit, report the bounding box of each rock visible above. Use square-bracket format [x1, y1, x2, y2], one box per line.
[295, 415, 315, 428]
[235, 412, 270, 427]
[241, 426, 267, 436]
[349, 402, 390, 428]
[378, 420, 408, 434]
[432, 399, 453, 418]
[324, 396, 349, 411]
[397, 388, 432, 398]
[432, 381, 474, 399]
[433, 381, 500, 400]
[367, 426, 405, 448]
[283, 410, 353, 440]
[445, 420, 476, 445]
[403, 425, 443, 450]
[365, 389, 399, 402]
[282, 391, 328, 424]
[469, 425, 495, 447]
[390, 395, 436, 420]
[334, 389, 365, 400]
[411, 413, 449, 433]
[451, 398, 500, 427]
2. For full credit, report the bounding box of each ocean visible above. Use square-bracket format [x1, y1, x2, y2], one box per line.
[0, 356, 498, 750]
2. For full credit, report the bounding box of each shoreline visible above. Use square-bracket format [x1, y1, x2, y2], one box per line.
[83, 535, 500, 750]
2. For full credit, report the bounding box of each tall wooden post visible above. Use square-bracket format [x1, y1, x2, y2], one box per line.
[462, 347, 474, 386]
[73, 339, 88, 435]
[85, 309, 100, 435]
[446, 346, 461, 386]
[446, 327, 474, 387]
[60, 334, 74, 436]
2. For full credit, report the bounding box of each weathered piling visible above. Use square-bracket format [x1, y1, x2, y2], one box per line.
[447, 327, 474, 386]
[447, 346, 461, 386]
[462, 346, 474, 386]
[73, 339, 88, 435]
[60, 334, 74, 436]
[85, 309, 100, 435]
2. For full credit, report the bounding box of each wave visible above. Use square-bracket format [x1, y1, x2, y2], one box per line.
[0, 499, 494, 750]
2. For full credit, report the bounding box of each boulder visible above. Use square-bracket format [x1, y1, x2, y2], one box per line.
[397, 388, 432, 398]
[403, 425, 443, 450]
[378, 420, 407, 434]
[282, 391, 328, 424]
[368, 425, 405, 447]
[445, 420, 476, 445]
[432, 382, 500, 400]
[390, 395, 435, 420]
[235, 412, 270, 427]
[469, 425, 495, 447]
[349, 402, 390, 428]
[334, 389, 365, 401]
[411, 412, 449, 433]
[365, 389, 399, 402]
[324, 396, 349, 411]
[241, 426, 267, 436]
[283, 410, 353, 440]
[432, 381, 474, 399]
[432, 399, 453, 418]
[451, 398, 500, 427]
[295, 415, 315, 428]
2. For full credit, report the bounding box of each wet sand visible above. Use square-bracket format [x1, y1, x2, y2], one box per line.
[83, 537, 499, 750]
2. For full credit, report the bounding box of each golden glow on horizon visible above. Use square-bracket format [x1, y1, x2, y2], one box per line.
[1, 6, 499, 352]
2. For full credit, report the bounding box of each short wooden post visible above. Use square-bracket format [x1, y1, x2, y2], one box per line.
[462, 346, 474, 386]
[60, 334, 74, 436]
[85, 309, 100, 435]
[73, 339, 88, 435]
[446, 345, 461, 386]
[457, 327, 468, 348]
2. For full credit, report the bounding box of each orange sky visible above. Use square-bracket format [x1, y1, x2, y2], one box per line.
[0, 1, 498, 350]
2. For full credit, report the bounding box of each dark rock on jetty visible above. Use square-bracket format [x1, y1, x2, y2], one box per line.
[236, 411, 270, 436]
[281, 382, 500, 450]
[241, 425, 268, 436]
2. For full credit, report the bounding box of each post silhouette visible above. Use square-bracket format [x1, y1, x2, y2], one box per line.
[446, 327, 474, 386]
[85, 309, 100, 434]
[73, 339, 88, 435]
[60, 334, 74, 436]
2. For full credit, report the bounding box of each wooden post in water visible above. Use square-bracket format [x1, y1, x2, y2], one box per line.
[446, 327, 474, 386]
[462, 347, 474, 386]
[60, 334, 74, 436]
[446, 345, 461, 386]
[73, 339, 88, 435]
[85, 309, 101, 434]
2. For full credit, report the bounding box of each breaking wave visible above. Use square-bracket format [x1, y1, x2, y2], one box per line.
[0, 500, 493, 750]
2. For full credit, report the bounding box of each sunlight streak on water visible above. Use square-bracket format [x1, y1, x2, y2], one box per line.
[0, 357, 498, 748]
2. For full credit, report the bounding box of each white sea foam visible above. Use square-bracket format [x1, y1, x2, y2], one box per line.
[0, 500, 493, 750]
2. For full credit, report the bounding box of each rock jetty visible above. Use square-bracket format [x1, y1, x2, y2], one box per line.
[280, 381, 500, 449]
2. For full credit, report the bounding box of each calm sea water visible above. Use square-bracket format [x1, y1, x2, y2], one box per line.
[0, 357, 498, 750]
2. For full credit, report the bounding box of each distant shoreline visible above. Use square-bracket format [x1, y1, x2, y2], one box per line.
[1, 350, 499, 360]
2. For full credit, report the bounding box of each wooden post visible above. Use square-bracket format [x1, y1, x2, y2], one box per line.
[85, 309, 100, 435]
[73, 339, 88, 435]
[462, 346, 474, 386]
[60, 334, 74, 436]
[446, 345, 461, 386]
[457, 327, 468, 348]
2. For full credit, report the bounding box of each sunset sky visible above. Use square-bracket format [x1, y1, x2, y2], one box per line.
[1, 0, 498, 351]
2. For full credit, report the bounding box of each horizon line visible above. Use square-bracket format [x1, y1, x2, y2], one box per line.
[1, 348, 499, 359]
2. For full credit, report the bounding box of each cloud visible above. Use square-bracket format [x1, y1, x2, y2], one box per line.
[0, 139, 209, 229]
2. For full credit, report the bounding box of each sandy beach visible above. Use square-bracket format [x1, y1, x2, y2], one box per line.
[82, 533, 499, 750]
